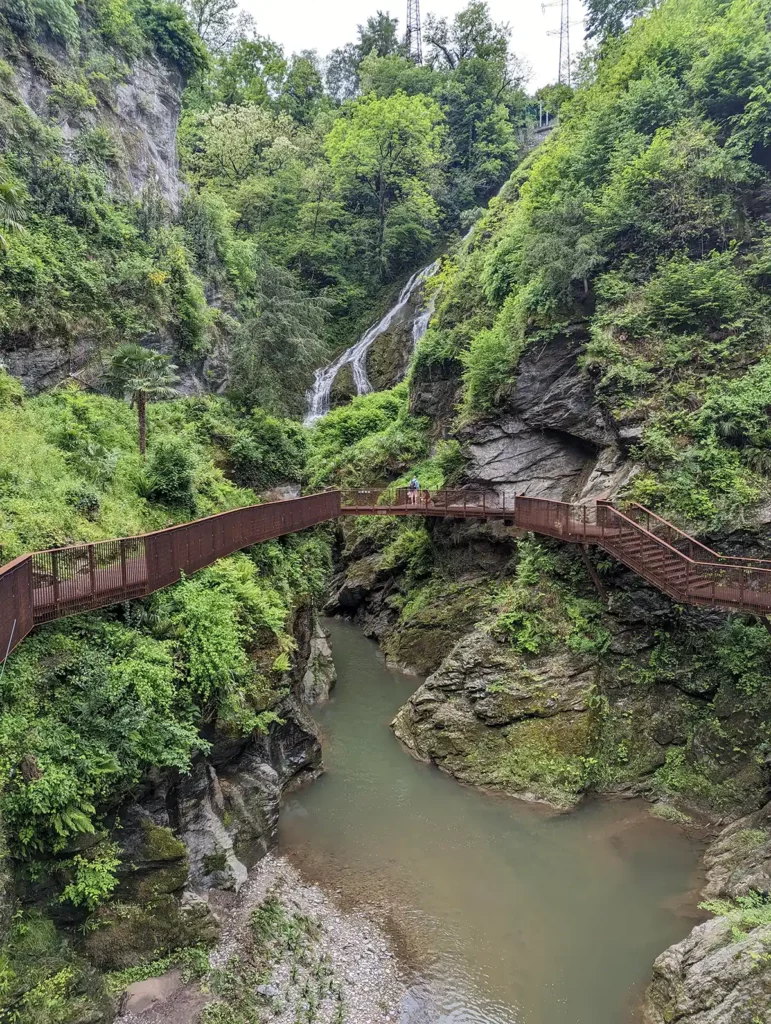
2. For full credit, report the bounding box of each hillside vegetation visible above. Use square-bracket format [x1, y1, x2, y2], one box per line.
[2, 0, 771, 1019]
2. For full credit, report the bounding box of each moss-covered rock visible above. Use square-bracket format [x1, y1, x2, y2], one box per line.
[84, 895, 218, 971]
[1, 910, 115, 1023]
[643, 917, 771, 1024]
[393, 629, 600, 807]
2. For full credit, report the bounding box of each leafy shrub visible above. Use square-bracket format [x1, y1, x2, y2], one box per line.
[146, 436, 197, 508]
[228, 410, 307, 489]
[31, 0, 79, 47]
[133, 0, 209, 78]
[49, 80, 98, 118]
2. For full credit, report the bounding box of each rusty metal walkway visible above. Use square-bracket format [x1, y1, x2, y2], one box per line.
[2, 487, 770, 661]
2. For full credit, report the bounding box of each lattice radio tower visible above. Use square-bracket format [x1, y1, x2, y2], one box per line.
[558, 0, 571, 86]
[405, 0, 423, 64]
[542, 0, 572, 86]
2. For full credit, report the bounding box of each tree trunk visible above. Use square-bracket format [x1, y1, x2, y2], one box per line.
[137, 393, 147, 458]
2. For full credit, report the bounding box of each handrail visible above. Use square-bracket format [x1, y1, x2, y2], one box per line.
[4, 487, 771, 663]
[1, 491, 341, 661]
[607, 505, 771, 576]
[625, 502, 723, 559]
[626, 501, 771, 567]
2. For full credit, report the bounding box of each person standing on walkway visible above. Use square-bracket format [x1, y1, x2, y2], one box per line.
[408, 476, 420, 505]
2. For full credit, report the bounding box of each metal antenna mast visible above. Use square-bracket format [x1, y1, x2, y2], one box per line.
[405, 0, 423, 63]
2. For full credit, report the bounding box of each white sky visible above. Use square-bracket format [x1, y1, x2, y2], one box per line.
[238, 0, 588, 90]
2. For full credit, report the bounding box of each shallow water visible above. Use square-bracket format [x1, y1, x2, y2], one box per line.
[280, 619, 704, 1024]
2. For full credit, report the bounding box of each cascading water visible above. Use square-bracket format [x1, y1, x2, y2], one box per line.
[304, 261, 440, 425]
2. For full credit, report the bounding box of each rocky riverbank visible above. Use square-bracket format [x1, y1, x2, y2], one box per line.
[325, 512, 771, 1019]
[117, 855, 405, 1024]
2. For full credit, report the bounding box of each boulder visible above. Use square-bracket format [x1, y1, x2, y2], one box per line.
[643, 917, 771, 1024]
[392, 629, 599, 808]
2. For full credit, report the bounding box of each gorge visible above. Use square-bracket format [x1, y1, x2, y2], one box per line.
[1, 0, 771, 1021]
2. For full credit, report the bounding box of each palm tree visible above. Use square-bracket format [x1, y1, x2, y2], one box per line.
[0, 177, 25, 249]
[106, 344, 179, 457]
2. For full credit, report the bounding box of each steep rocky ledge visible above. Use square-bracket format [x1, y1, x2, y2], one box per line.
[2, 38, 184, 394]
[644, 801, 771, 1024]
[82, 606, 336, 973]
[414, 328, 639, 500]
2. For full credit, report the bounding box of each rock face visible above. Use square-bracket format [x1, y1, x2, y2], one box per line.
[12, 49, 183, 207]
[85, 607, 325, 969]
[644, 800, 771, 1024]
[644, 917, 771, 1024]
[453, 330, 639, 501]
[392, 628, 599, 808]
[300, 619, 337, 703]
[2, 39, 185, 393]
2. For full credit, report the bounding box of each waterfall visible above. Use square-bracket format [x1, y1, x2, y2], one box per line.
[305, 261, 440, 425]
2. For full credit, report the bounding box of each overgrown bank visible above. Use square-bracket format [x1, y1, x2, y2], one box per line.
[0, 377, 337, 1022]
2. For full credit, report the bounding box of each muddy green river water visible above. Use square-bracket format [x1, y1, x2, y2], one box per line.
[280, 619, 704, 1024]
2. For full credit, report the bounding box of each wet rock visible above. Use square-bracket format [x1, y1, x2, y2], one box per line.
[643, 917, 771, 1024]
[504, 330, 611, 448]
[178, 760, 248, 893]
[703, 801, 771, 899]
[85, 894, 218, 971]
[300, 620, 337, 704]
[392, 629, 599, 808]
[410, 357, 463, 428]
[115, 809, 189, 902]
[463, 414, 597, 499]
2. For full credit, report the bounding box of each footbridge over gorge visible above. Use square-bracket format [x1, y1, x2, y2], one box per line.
[2, 488, 771, 661]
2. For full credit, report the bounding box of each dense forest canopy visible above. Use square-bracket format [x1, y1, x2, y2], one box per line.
[0, 0, 537, 417]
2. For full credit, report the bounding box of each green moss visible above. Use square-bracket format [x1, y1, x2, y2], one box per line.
[650, 803, 693, 825]
[0, 911, 113, 1023]
[84, 896, 218, 971]
[141, 821, 186, 862]
[202, 852, 228, 875]
[460, 712, 597, 808]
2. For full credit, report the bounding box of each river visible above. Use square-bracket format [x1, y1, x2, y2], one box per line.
[280, 619, 704, 1024]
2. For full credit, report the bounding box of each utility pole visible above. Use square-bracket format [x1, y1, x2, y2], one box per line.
[405, 0, 423, 63]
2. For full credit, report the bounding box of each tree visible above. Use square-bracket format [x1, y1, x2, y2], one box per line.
[106, 345, 179, 456]
[584, 0, 656, 40]
[438, 57, 519, 203]
[229, 259, 328, 415]
[212, 36, 287, 106]
[325, 91, 445, 277]
[0, 176, 25, 249]
[176, 0, 254, 53]
[357, 10, 403, 58]
[424, 1, 510, 69]
[325, 11, 403, 101]
[181, 103, 299, 184]
[278, 51, 327, 125]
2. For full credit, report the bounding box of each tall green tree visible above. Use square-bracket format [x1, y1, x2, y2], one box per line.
[325, 90, 445, 276]
[424, 1, 510, 69]
[230, 259, 328, 415]
[106, 345, 179, 456]
[584, 0, 656, 40]
[325, 11, 403, 101]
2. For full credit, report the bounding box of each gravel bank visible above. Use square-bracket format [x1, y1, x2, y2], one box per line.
[117, 854, 405, 1023]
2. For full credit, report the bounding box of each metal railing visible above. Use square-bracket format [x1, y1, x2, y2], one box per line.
[338, 490, 771, 615]
[4, 486, 771, 662]
[0, 491, 341, 660]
